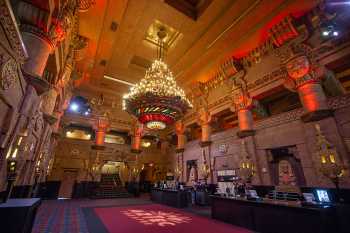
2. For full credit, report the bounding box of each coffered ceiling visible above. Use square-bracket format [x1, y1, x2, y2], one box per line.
[74, 0, 318, 116]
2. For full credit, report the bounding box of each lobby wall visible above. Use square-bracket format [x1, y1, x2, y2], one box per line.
[177, 97, 350, 189]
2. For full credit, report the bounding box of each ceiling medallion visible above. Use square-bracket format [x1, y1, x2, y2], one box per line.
[123, 28, 192, 130]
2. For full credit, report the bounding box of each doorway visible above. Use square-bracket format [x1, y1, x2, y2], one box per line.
[58, 170, 77, 199]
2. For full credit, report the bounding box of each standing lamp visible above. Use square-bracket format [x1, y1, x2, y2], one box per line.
[315, 124, 346, 202]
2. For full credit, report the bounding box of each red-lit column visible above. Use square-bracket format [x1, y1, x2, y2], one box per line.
[198, 109, 214, 183]
[233, 88, 255, 138]
[13, 0, 77, 94]
[92, 117, 109, 150]
[175, 120, 186, 182]
[284, 55, 331, 122]
[131, 122, 143, 154]
[198, 108, 212, 144]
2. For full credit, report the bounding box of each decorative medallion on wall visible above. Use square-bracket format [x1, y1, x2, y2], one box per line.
[0, 58, 17, 90]
[218, 144, 228, 154]
[71, 148, 80, 156]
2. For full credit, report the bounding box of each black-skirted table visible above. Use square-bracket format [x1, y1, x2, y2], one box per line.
[151, 189, 189, 208]
[0, 198, 41, 233]
[211, 195, 337, 233]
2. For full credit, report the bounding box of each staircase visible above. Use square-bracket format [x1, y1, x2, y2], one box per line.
[94, 174, 130, 199]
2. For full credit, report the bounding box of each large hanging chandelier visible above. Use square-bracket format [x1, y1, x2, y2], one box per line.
[123, 27, 192, 130]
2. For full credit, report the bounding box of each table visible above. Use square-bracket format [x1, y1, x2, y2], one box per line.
[0, 198, 41, 233]
[211, 195, 337, 233]
[151, 189, 189, 208]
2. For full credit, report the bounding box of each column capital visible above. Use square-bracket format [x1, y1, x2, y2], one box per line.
[232, 87, 254, 111]
[197, 108, 211, 126]
[15, 0, 79, 48]
[175, 120, 186, 135]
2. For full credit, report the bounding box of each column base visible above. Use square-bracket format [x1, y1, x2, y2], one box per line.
[175, 148, 185, 153]
[22, 71, 50, 95]
[199, 141, 212, 147]
[43, 113, 58, 125]
[91, 145, 106, 150]
[301, 109, 334, 122]
[131, 149, 142, 154]
[237, 130, 255, 138]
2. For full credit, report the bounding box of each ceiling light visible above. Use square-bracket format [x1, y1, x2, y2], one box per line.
[146, 121, 166, 130]
[84, 111, 89, 116]
[123, 28, 192, 130]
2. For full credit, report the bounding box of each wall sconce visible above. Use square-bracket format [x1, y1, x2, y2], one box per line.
[315, 124, 346, 200]
[238, 140, 255, 184]
[5, 159, 17, 202]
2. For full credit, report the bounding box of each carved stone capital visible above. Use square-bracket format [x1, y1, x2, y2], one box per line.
[16, 0, 78, 47]
[175, 120, 186, 135]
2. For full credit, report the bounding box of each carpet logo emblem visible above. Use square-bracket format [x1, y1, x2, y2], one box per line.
[121, 209, 191, 227]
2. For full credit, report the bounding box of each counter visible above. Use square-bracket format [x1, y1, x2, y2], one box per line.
[151, 188, 189, 208]
[211, 195, 337, 233]
[0, 198, 41, 233]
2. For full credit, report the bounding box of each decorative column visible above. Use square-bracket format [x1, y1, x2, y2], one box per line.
[91, 117, 109, 150]
[198, 109, 214, 183]
[175, 120, 186, 182]
[131, 122, 143, 154]
[198, 108, 212, 145]
[232, 87, 255, 138]
[281, 44, 332, 122]
[13, 0, 78, 94]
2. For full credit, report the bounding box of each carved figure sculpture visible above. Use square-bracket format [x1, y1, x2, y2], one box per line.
[278, 160, 296, 186]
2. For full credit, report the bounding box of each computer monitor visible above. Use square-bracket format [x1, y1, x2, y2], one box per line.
[316, 189, 330, 203]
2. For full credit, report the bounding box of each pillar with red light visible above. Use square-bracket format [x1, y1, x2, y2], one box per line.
[92, 117, 109, 150]
[233, 87, 255, 138]
[284, 54, 331, 121]
[131, 122, 143, 153]
[14, 1, 73, 78]
[175, 120, 186, 151]
[175, 120, 186, 181]
[198, 108, 212, 144]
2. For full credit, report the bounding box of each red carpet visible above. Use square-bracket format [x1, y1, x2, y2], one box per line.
[94, 204, 252, 233]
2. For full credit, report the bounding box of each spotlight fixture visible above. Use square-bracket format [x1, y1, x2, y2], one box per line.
[84, 111, 89, 116]
[320, 22, 339, 38]
[70, 103, 79, 112]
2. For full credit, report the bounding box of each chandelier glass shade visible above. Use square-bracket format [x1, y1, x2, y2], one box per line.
[123, 59, 192, 130]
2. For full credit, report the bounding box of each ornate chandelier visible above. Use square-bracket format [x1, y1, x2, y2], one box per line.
[123, 28, 192, 130]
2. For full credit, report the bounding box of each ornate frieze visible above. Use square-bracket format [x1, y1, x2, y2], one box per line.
[0, 57, 18, 90]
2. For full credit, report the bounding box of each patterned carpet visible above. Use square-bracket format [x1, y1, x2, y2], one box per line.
[32, 197, 152, 233]
[31, 196, 248, 233]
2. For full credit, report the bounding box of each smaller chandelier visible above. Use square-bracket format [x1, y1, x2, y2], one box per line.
[123, 27, 192, 129]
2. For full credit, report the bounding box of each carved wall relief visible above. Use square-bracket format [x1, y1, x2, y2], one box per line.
[267, 146, 306, 186]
